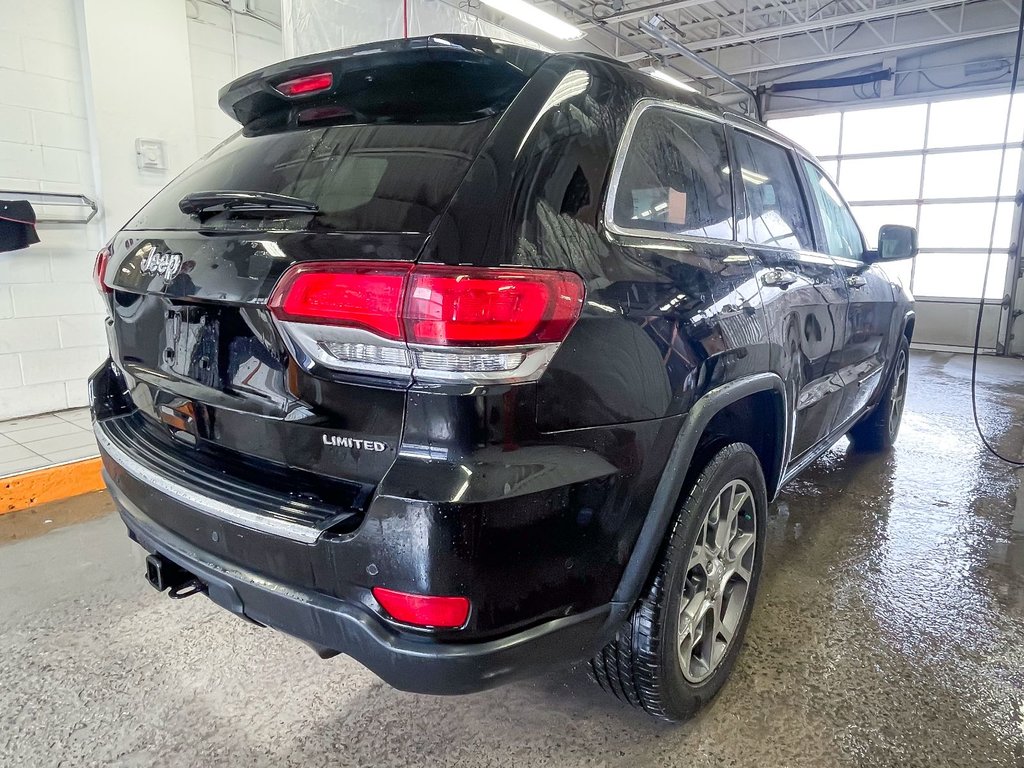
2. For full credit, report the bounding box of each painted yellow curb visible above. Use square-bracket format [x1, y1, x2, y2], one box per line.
[2, 457, 105, 515]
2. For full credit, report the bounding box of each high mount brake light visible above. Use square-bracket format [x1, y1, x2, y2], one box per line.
[267, 261, 585, 383]
[94, 246, 112, 295]
[274, 72, 334, 97]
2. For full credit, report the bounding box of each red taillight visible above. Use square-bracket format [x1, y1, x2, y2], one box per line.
[268, 261, 584, 382]
[372, 587, 470, 629]
[268, 262, 411, 339]
[405, 266, 585, 346]
[94, 246, 112, 295]
[268, 261, 585, 346]
[274, 72, 333, 97]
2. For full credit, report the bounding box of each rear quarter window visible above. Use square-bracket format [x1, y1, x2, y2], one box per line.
[610, 105, 734, 240]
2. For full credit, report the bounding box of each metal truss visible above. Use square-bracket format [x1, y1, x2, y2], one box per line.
[540, 0, 1020, 77]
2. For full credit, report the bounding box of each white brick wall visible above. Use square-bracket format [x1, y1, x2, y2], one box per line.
[0, 0, 284, 420]
[187, 2, 283, 155]
[0, 0, 106, 419]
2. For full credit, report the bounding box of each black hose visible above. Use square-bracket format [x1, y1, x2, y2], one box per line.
[969, 0, 1024, 466]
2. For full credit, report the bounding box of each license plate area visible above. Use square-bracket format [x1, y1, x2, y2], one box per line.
[164, 305, 221, 388]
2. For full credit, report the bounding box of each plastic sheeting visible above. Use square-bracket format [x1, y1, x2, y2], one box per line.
[281, 0, 543, 58]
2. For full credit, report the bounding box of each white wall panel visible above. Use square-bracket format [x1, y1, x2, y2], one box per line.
[0, 0, 104, 419]
[187, 1, 284, 151]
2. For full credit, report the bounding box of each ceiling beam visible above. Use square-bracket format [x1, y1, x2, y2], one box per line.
[717, 23, 1021, 76]
[572, 0, 717, 28]
[677, 0, 970, 52]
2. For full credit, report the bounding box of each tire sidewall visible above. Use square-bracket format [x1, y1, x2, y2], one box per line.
[657, 445, 768, 717]
[885, 340, 910, 442]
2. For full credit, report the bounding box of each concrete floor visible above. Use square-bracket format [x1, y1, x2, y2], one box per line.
[2, 350, 1023, 767]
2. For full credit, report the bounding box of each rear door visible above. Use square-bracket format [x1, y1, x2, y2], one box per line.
[799, 159, 895, 429]
[730, 128, 849, 462]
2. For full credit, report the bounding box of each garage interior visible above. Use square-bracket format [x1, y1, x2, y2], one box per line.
[1, 0, 1023, 765]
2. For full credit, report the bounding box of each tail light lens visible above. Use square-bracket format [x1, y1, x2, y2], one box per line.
[405, 266, 583, 346]
[267, 261, 585, 383]
[372, 587, 470, 629]
[94, 246, 112, 295]
[270, 262, 410, 339]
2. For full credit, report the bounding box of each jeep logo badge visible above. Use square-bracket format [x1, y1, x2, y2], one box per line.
[322, 434, 388, 452]
[139, 250, 183, 281]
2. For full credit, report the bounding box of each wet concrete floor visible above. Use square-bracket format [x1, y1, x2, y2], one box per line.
[1, 350, 1023, 767]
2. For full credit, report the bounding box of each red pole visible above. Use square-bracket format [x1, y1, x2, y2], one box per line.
[403, 0, 409, 38]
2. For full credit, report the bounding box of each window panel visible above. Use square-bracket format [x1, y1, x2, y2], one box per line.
[802, 161, 865, 259]
[768, 112, 842, 157]
[912, 252, 1008, 299]
[917, 202, 1015, 249]
[850, 204, 918, 248]
[819, 159, 839, 181]
[926, 93, 1024, 149]
[732, 131, 815, 251]
[923, 148, 1023, 199]
[611, 107, 734, 239]
[841, 104, 928, 154]
[839, 154, 922, 201]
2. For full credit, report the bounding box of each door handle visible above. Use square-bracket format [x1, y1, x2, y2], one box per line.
[761, 268, 799, 289]
[847, 275, 867, 289]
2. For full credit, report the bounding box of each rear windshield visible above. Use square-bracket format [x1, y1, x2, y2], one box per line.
[126, 120, 496, 233]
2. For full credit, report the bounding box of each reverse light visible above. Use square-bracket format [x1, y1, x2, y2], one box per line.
[94, 245, 112, 295]
[274, 72, 334, 97]
[268, 261, 585, 384]
[372, 587, 470, 629]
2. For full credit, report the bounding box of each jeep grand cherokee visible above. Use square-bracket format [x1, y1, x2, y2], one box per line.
[90, 35, 916, 721]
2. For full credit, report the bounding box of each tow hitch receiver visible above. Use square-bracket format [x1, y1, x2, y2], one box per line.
[145, 553, 206, 598]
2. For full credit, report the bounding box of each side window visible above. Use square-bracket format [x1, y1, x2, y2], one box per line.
[611, 107, 733, 240]
[801, 161, 865, 259]
[732, 131, 814, 251]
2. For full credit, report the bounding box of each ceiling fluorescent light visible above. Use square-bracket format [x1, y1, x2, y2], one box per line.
[480, 0, 585, 41]
[644, 67, 698, 93]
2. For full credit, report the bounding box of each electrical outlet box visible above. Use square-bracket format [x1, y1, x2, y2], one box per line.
[136, 138, 167, 171]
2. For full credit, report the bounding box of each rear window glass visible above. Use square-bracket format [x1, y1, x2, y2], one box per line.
[126, 120, 495, 233]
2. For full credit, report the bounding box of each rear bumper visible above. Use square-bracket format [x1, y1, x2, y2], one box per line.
[112, 478, 612, 695]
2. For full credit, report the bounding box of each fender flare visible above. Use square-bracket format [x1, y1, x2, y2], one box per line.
[900, 309, 916, 341]
[607, 372, 788, 619]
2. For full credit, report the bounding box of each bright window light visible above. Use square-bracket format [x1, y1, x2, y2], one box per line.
[644, 67, 698, 93]
[481, 0, 585, 41]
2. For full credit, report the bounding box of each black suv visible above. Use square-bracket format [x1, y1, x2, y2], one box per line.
[90, 35, 916, 721]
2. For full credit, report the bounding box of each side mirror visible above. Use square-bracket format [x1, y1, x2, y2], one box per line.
[870, 224, 918, 262]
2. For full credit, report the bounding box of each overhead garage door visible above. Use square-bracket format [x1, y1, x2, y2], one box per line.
[771, 92, 1023, 352]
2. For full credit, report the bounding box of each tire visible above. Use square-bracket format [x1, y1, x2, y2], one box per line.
[848, 336, 910, 452]
[589, 443, 768, 721]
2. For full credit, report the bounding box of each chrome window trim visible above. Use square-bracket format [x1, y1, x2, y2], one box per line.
[95, 424, 323, 544]
[603, 98, 735, 246]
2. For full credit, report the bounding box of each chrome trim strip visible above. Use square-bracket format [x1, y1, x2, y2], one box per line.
[94, 424, 322, 544]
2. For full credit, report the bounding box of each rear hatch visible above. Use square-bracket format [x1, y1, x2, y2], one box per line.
[98, 36, 548, 521]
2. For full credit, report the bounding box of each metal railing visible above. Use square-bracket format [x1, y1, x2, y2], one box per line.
[0, 189, 99, 225]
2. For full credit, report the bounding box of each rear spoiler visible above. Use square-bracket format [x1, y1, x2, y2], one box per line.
[218, 34, 551, 131]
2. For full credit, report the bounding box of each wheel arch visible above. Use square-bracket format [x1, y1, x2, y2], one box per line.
[608, 373, 787, 617]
